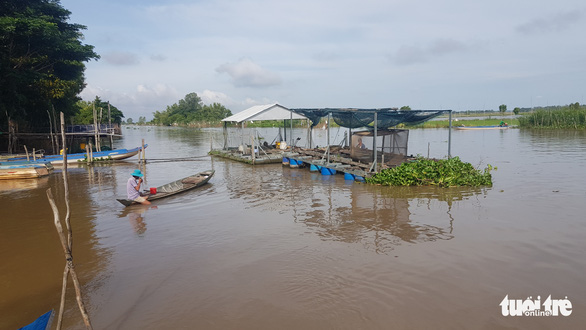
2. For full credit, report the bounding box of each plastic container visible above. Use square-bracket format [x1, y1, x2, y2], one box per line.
[150, 187, 157, 194]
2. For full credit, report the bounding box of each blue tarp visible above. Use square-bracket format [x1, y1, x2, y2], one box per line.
[18, 310, 53, 330]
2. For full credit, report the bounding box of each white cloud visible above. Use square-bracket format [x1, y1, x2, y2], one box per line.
[216, 58, 282, 88]
[80, 83, 180, 120]
[102, 51, 140, 65]
[63, 0, 586, 113]
[199, 90, 233, 106]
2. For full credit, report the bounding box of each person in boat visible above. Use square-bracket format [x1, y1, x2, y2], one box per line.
[356, 137, 366, 149]
[499, 121, 508, 127]
[127, 169, 151, 205]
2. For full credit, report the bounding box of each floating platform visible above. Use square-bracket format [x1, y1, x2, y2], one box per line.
[209, 148, 296, 165]
[210, 146, 412, 183]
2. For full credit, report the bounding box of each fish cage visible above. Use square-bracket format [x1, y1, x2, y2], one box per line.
[351, 129, 409, 166]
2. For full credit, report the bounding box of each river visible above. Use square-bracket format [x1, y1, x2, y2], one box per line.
[1, 126, 585, 329]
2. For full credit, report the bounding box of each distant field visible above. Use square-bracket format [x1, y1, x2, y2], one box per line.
[407, 118, 519, 128]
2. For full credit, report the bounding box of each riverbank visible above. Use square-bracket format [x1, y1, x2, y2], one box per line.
[407, 118, 519, 129]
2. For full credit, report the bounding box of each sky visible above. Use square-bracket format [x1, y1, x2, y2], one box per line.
[59, 0, 586, 121]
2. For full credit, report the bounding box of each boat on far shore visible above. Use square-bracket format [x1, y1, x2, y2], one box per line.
[454, 125, 509, 130]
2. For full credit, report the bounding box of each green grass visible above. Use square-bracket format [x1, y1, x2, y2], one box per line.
[405, 118, 518, 129]
[518, 108, 586, 129]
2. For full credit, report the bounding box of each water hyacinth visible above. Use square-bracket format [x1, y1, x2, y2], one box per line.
[366, 156, 493, 187]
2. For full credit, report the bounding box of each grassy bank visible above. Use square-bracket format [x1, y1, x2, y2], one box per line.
[518, 108, 586, 129]
[406, 118, 519, 129]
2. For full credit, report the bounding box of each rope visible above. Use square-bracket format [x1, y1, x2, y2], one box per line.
[142, 155, 210, 163]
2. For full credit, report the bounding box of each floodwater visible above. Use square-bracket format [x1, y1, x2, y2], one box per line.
[1, 126, 585, 329]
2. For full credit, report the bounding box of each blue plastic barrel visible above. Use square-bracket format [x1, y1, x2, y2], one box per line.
[321, 167, 336, 175]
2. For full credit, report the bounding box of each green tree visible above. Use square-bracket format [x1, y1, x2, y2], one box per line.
[499, 104, 507, 114]
[201, 103, 232, 121]
[0, 0, 99, 132]
[400, 106, 411, 110]
[513, 107, 520, 115]
[138, 116, 146, 125]
[71, 96, 124, 125]
[126, 118, 134, 125]
[151, 92, 232, 125]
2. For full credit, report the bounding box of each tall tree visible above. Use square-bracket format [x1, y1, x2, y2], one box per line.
[0, 0, 99, 132]
[71, 96, 124, 125]
[151, 92, 232, 125]
[499, 104, 507, 114]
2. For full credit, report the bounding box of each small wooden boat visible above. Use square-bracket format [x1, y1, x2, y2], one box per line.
[0, 161, 54, 180]
[6, 145, 147, 165]
[116, 169, 214, 206]
[454, 125, 508, 130]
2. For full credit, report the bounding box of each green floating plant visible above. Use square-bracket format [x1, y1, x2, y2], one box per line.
[366, 156, 493, 187]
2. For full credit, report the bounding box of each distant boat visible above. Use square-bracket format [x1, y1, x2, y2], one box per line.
[454, 126, 509, 130]
[0, 161, 54, 180]
[6, 145, 147, 165]
[116, 169, 214, 207]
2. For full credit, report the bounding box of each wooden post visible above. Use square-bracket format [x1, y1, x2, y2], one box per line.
[448, 110, 452, 159]
[46, 190, 93, 330]
[88, 142, 93, 164]
[45, 112, 93, 329]
[99, 107, 103, 152]
[251, 133, 255, 164]
[24, 145, 30, 161]
[141, 138, 146, 163]
[108, 102, 113, 149]
[33, 148, 36, 161]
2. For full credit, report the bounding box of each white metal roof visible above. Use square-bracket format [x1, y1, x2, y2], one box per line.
[222, 103, 307, 123]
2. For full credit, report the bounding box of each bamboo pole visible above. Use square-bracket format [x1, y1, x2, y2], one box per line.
[24, 145, 30, 161]
[92, 104, 99, 152]
[108, 103, 113, 149]
[251, 133, 255, 164]
[47, 109, 56, 155]
[61, 113, 71, 249]
[141, 138, 146, 163]
[98, 107, 103, 152]
[44, 111, 93, 329]
[46, 189, 93, 329]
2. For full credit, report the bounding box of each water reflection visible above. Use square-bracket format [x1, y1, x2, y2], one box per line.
[0, 169, 111, 329]
[117, 205, 158, 235]
[0, 176, 50, 194]
[222, 163, 489, 254]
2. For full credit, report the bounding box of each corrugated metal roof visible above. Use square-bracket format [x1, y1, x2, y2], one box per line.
[222, 104, 307, 123]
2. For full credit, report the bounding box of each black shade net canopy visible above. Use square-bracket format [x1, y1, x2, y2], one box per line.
[291, 108, 450, 129]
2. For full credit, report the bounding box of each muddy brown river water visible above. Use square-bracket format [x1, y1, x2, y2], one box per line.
[1, 126, 585, 329]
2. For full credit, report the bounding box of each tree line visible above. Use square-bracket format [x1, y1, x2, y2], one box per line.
[150, 92, 232, 126]
[0, 0, 99, 132]
[1, 1, 231, 134]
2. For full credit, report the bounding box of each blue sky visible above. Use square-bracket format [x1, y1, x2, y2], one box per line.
[60, 0, 586, 120]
